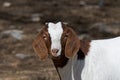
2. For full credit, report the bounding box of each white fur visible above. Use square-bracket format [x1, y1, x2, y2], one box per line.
[81, 37, 120, 80]
[48, 22, 63, 56]
[72, 60, 75, 80]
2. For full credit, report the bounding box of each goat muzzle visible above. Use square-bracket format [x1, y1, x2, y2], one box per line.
[51, 49, 59, 57]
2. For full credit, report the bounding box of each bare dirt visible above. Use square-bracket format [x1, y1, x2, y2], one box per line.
[0, 0, 120, 80]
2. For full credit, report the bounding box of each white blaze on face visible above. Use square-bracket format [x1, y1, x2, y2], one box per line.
[48, 22, 63, 57]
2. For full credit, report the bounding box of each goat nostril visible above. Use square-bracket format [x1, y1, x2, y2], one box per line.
[52, 49, 59, 54]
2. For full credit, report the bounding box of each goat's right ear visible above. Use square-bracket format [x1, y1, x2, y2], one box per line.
[32, 33, 48, 60]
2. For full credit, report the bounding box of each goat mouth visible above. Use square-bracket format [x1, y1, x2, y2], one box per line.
[48, 54, 61, 59]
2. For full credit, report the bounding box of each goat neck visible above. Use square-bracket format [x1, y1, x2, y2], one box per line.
[52, 49, 85, 80]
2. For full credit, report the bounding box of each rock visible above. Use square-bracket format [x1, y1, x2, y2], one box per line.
[79, 1, 86, 6]
[31, 14, 41, 22]
[2, 30, 24, 40]
[3, 2, 11, 7]
[15, 53, 29, 60]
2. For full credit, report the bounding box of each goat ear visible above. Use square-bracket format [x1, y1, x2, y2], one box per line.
[32, 33, 48, 60]
[65, 28, 80, 58]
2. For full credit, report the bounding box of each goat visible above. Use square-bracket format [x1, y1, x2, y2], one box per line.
[32, 22, 120, 80]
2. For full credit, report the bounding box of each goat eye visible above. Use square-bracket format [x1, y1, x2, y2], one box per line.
[43, 34, 47, 40]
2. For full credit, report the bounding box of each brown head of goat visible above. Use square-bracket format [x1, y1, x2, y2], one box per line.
[32, 22, 80, 60]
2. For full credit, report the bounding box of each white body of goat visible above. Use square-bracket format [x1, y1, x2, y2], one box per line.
[82, 37, 120, 80]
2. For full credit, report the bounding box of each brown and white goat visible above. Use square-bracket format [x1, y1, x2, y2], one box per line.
[32, 22, 120, 80]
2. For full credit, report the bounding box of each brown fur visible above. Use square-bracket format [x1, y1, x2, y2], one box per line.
[32, 26, 51, 60]
[62, 24, 80, 58]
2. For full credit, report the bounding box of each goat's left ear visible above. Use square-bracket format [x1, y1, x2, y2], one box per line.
[65, 27, 80, 58]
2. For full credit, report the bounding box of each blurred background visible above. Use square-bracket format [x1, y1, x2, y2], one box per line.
[0, 0, 120, 80]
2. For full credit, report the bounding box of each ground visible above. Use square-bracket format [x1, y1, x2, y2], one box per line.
[0, 0, 120, 80]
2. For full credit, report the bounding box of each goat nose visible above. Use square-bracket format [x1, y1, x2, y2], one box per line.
[52, 49, 59, 54]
